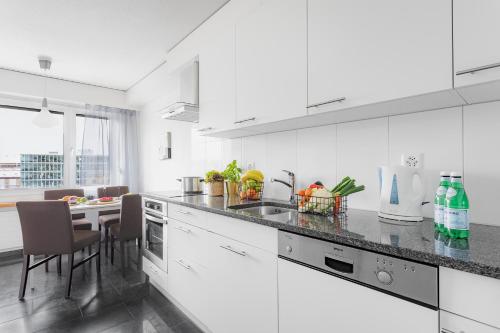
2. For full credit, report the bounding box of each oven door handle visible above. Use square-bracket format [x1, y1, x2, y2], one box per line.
[145, 213, 167, 224]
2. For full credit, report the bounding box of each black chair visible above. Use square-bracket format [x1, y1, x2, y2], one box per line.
[97, 186, 129, 256]
[109, 194, 142, 275]
[16, 201, 101, 299]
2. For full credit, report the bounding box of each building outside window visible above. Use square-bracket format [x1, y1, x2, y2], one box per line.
[20, 153, 64, 188]
[0, 106, 64, 189]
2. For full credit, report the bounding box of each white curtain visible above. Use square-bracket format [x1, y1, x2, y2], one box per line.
[80, 105, 139, 192]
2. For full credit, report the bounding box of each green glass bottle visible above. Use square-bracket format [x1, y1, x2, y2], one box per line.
[444, 237, 470, 261]
[434, 171, 451, 232]
[445, 172, 470, 239]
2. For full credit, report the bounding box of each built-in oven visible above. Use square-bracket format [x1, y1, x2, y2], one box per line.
[143, 198, 168, 272]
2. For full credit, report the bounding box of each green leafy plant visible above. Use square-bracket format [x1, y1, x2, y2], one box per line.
[205, 170, 224, 183]
[221, 160, 242, 183]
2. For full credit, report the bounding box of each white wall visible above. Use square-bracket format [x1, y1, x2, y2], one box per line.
[136, 101, 496, 226]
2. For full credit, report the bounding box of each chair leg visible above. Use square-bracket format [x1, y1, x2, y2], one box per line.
[96, 240, 101, 274]
[104, 227, 109, 256]
[65, 253, 74, 299]
[57, 255, 62, 276]
[120, 240, 126, 276]
[45, 255, 49, 272]
[18, 255, 30, 300]
[110, 235, 114, 265]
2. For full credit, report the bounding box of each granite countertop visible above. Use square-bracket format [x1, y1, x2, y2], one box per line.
[144, 192, 500, 279]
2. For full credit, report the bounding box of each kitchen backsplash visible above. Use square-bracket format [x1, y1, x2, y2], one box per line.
[139, 100, 500, 227]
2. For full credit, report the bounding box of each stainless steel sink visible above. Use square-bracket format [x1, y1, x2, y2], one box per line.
[229, 202, 297, 219]
[238, 206, 295, 216]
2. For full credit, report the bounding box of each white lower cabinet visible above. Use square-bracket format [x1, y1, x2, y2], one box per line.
[441, 311, 500, 333]
[278, 258, 438, 333]
[143, 256, 167, 290]
[167, 212, 278, 333]
[205, 232, 278, 333]
[440, 267, 500, 330]
[167, 242, 211, 325]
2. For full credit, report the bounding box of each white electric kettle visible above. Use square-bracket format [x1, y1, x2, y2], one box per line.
[378, 163, 426, 222]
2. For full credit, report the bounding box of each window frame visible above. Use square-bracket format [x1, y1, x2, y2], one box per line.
[0, 103, 111, 195]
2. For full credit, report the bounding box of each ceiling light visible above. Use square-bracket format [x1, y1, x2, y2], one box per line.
[33, 56, 58, 128]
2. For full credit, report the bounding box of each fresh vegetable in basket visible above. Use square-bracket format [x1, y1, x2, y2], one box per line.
[295, 177, 365, 215]
[239, 169, 265, 200]
[331, 177, 365, 197]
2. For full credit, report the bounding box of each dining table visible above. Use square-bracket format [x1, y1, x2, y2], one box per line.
[69, 200, 122, 214]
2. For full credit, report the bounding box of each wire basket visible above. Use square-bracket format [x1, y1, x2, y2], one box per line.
[239, 181, 264, 201]
[296, 194, 347, 216]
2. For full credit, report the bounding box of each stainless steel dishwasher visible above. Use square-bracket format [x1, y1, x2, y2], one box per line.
[278, 230, 439, 333]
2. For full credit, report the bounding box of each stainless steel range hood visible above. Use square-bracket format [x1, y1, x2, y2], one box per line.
[160, 60, 199, 122]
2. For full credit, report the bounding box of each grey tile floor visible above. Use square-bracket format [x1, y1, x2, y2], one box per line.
[0, 244, 203, 333]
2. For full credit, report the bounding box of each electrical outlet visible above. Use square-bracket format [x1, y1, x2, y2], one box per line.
[401, 153, 423, 168]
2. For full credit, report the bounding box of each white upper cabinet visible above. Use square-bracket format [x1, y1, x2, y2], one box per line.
[454, 0, 500, 87]
[198, 12, 236, 133]
[235, 0, 307, 127]
[307, 0, 452, 114]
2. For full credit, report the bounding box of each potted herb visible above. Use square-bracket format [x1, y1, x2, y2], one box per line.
[205, 170, 224, 197]
[221, 160, 242, 196]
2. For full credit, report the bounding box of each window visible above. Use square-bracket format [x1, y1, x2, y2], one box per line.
[0, 106, 64, 189]
[75, 114, 110, 186]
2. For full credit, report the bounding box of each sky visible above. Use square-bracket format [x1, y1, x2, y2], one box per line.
[0, 107, 63, 163]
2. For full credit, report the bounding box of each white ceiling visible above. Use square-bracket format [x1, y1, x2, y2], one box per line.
[0, 0, 229, 90]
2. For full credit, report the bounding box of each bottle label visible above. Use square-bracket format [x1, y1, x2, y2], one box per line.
[446, 188, 457, 199]
[445, 208, 469, 230]
[434, 205, 444, 225]
[436, 186, 447, 196]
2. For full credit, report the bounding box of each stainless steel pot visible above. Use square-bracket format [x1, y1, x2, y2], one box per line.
[177, 177, 204, 193]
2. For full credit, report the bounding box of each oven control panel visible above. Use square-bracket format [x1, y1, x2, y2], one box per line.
[143, 198, 167, 216]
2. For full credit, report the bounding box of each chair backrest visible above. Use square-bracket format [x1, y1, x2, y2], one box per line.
[16, 201, 74, 255]
[97, 186, 129, 216]
[44, 188, 86, 220]
[119, 194, 142, 241]
[97, 186, 129, 198]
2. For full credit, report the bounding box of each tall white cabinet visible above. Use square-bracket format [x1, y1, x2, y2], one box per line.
[307, 0, 452, 113]
[453, 0, 500, 87]
[234, 0, 307, 127]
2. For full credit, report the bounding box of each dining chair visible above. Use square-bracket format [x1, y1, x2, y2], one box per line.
[16, 201, 101, 299]
[97, 185, 129, 256]
[44, 189, 92, 231]
[109, 194, 142, 275]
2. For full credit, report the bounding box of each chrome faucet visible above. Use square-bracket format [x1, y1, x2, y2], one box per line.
[271, 170, 296, 204]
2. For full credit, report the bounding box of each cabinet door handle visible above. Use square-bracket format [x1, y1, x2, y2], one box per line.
[197, 127, 213, 132]
[307, 97, 346, 109]
[456, 62, 500, 75]
[177, 210, 192, 215]
[234, 117, 256, 124]
[440, 329, 455, 333]
[175, 259, 191, 270]
[174, 226, 191, 233]
[220, 245, 247, 256]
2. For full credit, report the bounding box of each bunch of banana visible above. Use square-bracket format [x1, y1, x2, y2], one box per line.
[241, 169, 264, 183]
